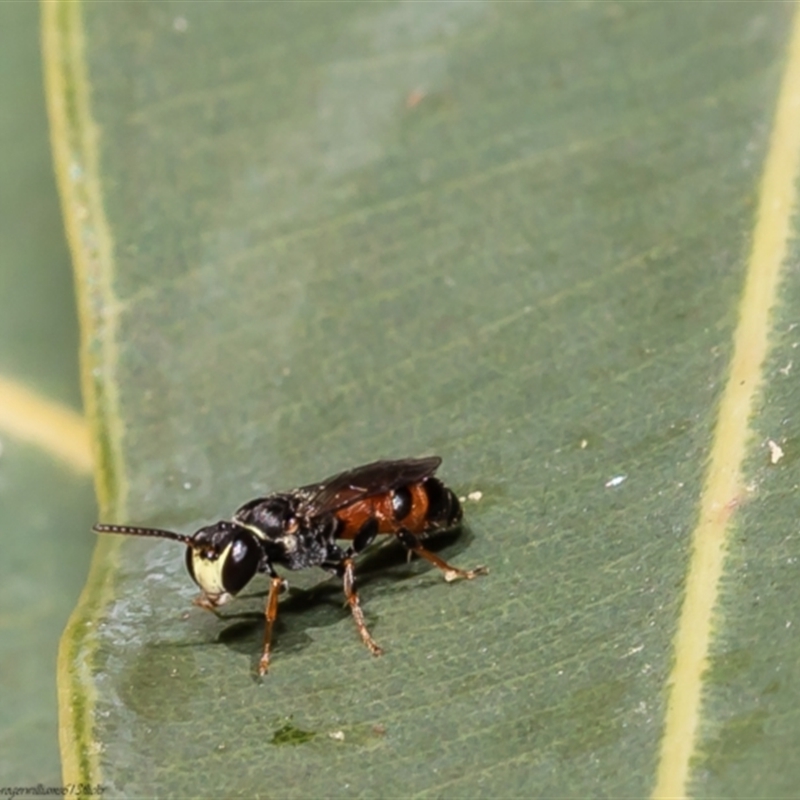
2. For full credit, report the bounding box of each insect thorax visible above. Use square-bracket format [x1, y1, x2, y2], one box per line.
[234, 493, 342, 571]
[272, 518, 341, 571]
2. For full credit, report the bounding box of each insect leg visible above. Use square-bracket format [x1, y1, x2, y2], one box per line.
[346, 517, 379, 557]
[193, 594, 225, 615]
[258, 575, 287, 676]
[340, 557, 384, 656]
[396, 528, 488, 582]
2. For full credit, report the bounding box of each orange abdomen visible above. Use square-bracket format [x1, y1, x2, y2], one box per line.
[334, 482, 431, 540]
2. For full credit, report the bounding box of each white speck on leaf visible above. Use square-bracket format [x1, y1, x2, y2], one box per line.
[768, 439, 784, 464]
[622, 644, 644, 658]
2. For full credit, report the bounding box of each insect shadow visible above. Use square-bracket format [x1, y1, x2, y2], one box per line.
[213, 524, 477, 674]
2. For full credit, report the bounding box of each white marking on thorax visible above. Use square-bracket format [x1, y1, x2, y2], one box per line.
[239, 522, 268, 540]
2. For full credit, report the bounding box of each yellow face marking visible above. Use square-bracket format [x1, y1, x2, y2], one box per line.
[191, 541, 233, 598]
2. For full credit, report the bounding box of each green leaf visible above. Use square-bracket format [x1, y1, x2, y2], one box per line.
[51, 1, 800, 796]
[688, 203, 800, 797]
[0, 1, 95, 787]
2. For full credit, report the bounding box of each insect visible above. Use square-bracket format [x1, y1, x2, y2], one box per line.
[94, 457, 487, 675]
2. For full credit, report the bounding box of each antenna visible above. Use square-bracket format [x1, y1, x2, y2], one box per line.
[93, 523, 193, 546]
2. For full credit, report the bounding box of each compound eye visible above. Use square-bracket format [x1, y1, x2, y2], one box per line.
[221, 530, 261, 595]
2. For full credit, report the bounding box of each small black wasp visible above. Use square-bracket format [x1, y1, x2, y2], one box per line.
[94, 457, 487, 674]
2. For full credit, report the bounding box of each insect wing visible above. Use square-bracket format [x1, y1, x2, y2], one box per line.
[301, 457, 442, 517]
